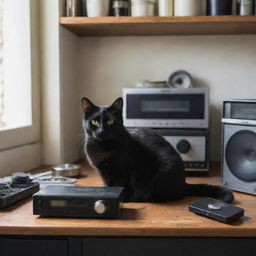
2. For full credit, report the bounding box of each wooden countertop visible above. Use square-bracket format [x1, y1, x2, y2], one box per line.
[0, 163, 256, 237]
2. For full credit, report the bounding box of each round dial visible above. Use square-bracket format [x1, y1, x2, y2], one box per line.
[94, 200, 108, 214]
[176, 140, 191, 154]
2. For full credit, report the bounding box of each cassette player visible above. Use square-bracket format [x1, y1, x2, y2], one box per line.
[33, 185, 124, 218]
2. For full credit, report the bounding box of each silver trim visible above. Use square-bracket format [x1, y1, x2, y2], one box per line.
[222, 118, 256, 126]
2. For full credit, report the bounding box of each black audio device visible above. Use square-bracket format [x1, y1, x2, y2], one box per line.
[33, 185, 124, 218]
[189, 198, 244, 224]
[0, 172, 40, 209]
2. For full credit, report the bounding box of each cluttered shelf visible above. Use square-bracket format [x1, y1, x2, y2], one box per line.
[0, 162, 256, 237]
[59, 16, 256, 36]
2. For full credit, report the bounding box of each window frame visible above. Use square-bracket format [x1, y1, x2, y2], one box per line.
[0, 0, 41, 171]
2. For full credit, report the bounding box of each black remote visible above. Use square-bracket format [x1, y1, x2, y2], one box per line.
[189, 198, 244, 224]
[0, 172, 40, 209]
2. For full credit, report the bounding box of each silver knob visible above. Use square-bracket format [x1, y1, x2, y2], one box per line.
[94, 200, 107, 214]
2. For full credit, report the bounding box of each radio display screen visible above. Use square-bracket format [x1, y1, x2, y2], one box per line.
[231, 103, 256, 120]
[50, 200, 85, 207]
[141, 100, 190, 113]
[126, 94, 205, 119]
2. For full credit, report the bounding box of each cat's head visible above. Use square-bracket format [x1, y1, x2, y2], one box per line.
[81, 97, 124, 141]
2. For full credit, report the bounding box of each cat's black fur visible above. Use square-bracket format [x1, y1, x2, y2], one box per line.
[82, 97, 234, 203]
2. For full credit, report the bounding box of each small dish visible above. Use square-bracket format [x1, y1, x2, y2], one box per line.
[52, 164, 81, 177]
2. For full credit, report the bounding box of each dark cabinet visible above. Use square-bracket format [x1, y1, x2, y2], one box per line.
[83, 237, 256, 256]
[0, 236, 255, 256]
[0, 237, 67, 256]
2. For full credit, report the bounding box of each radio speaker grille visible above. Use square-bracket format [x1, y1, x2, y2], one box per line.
[226, 130, 256, 182]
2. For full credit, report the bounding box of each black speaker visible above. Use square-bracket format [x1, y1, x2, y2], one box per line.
[221, 100, 256, 195]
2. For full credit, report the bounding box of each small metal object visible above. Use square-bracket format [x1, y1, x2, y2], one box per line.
[168, 70, 193, 89]
[135, 80, 167, 88]
[113, 0, 129, 16]
[94, 200, 108, 214]
[208, 203, 223, 210]
[33, 176, 77, 185]
[11, 172, 32, 184]
[66, 0, 82, 17]
[237, 0, 254, 15]
[0, 181, 11, 190]
[52, 163, 81, 177]
[30, 171, 53, 180]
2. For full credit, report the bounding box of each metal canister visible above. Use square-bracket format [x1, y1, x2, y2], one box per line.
[237, 0, 254, 15]
[113, 0, 129, 16]
[131, 0, 156, 17]
[207, 0, 233, 15]
[66, 0, 82, 17]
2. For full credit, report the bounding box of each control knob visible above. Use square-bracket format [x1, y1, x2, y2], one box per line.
[94, 200, 108, 214]
[176, 140, 191, 154]
[11, 172, 32, 184]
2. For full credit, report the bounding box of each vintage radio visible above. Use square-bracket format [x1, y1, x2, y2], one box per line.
[123, 88, 209, 129]
[222, 99, 256, 195]
[33, 186, 124, 218]
[123, 88, 209, 172]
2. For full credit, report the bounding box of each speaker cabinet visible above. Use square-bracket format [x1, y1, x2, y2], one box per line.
[222, 123, 256, 195]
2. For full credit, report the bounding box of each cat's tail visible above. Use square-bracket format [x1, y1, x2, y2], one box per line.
[186, 183, 234, 203]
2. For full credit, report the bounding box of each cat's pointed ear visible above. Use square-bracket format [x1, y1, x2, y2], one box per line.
[111, 97, 123, 111]
[81, 97, 96, 113]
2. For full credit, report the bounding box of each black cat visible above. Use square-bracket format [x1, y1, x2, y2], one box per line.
[81, 97, 234, 203]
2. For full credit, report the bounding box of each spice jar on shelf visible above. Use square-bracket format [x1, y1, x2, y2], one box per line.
[131, 0, 156, 17]
[86, 0, 110, 17]
[236, 0, 254, 15]
[66, 0, 82, 17]
[112, 0, 129, 16]
[174, 0, 201, 16]
[158, 0, 173, 16]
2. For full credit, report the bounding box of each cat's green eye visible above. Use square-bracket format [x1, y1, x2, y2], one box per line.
[91, 119, 100, 127]
[107, 119, 114, 126]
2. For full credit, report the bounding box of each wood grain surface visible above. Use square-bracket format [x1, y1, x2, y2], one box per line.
[0, 162, 256, 237]
[59, 16, 256, 36]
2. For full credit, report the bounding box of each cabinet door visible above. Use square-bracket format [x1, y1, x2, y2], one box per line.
[0, 237, 67, 256]
[83, 237, 256, 256]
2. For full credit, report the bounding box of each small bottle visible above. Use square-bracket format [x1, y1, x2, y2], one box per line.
[158, 0, 173, 16]
[66, 0, 82, 17]
[200, 0, 207, 15]
[113, 0, 129, 16]
[174, 0, 201, 16]
[237, 0, 254, 15]
[207, 0, 233, 16]
[131, 0, 156, 17]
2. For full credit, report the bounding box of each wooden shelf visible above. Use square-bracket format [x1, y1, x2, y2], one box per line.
[60, 16, 256, 36]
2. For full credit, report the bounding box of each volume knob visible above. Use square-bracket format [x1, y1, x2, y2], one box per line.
[176, 140, 191, 154]
[94, 200, 107, 214]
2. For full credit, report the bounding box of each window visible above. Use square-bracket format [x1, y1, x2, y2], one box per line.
[0, 0, 32, 132]
[0, 0, 40, 171]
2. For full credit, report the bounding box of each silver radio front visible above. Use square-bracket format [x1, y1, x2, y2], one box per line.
[123, 88, 209, 129]
[123, 87, 210, 172]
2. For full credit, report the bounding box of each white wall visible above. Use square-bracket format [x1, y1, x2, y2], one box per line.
[75, 35, 256, 161]
[60, 27, 83, 162]
[40, 0, 62, 164]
